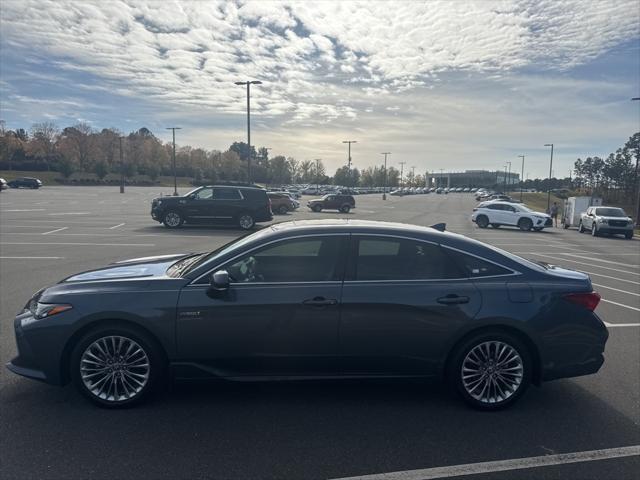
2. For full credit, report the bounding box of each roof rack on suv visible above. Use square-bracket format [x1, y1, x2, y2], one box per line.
[204, 181, 265, 189]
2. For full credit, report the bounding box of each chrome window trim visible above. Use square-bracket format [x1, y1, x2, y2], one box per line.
[441, 244, 522, 278]
[188, 232, 350, 286]
[187, 280, 343, 289]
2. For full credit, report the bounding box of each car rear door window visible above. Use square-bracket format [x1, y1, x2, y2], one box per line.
[213, 188, 242, 200]
[225, 236, 345, 283]
[353, 236, 464, 280]
[194, 188, 214, 200]
[444, 248, 513, 278]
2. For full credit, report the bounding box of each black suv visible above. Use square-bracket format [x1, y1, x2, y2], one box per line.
[8, 177, 42, 189]
[307, 194, 356, 213]
[151, 185, 272, 230]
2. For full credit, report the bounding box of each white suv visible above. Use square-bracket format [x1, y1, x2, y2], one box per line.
[471, 201, 552, 231]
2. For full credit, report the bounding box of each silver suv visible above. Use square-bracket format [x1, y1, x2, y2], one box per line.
[579, 206, 634, 239]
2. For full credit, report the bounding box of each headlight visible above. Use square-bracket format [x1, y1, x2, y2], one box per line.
[29, 302, 73, 319]
[598, 218, 608, 224]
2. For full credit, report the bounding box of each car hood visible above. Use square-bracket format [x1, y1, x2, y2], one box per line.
[307, 198, 323, 203]
[62, 253, 190, 282]
[529, 210, 550, 218]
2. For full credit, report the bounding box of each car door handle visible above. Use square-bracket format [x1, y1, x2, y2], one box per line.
[437, 295, 470, 305]
[303, 297, 338, 306]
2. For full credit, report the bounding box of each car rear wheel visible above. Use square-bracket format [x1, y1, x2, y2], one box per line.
[162, 211, 183, 228]
[238, 213, 255, 230]
[476, 215, 489, 228]
[340, 204, 351, 213]
[578, 222, 585, 233]
[448, 331, 531, 410]
[518, 218, 533, 231]
[70, 325, 164, 408]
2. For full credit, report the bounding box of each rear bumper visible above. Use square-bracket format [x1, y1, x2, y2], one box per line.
[542, 353, 605, 381]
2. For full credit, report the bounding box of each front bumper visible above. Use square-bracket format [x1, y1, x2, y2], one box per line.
[597, 225, 633, 235]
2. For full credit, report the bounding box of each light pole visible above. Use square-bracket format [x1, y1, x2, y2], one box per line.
[166, 127, 181, 196]
[315, 158, 321, 193]
[518, 155, 525, 201]
[235, 80, 262, 183]
[342, 140, 357, 187]
[544, 143, 554, 212]
[400, 161, 406, 189]
[439, 168, 443, 188]
[506, 161, 512, 193]
[503, 165, 508, 192]
[119, 136, 125, 194]
[381, 152, 390, 199]
[411, 166, 416, 188]
[632, 98, 640, 224]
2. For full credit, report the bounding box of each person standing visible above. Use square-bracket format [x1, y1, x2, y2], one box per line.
[550, 202, 559, 227]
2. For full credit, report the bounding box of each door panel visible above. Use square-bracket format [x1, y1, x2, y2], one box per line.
[339, 280, 481, 376]
[176, 283, 343, 376]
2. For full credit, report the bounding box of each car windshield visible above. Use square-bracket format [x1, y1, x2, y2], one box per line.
[596, 208, 626, 217]
[178, 229, 268, 275]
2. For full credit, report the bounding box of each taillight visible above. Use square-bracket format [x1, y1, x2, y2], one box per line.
[563, 292, 601, 311]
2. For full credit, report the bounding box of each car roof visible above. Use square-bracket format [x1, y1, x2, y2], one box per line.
[268, 219, 450, 237]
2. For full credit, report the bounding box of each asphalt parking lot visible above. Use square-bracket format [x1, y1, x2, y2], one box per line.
[1, 186, 638, 480]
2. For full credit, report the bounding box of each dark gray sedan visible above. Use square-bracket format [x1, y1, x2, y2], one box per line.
[7, 220, 608, 410]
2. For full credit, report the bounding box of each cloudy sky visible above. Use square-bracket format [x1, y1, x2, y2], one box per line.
[1, 0, 639, 178]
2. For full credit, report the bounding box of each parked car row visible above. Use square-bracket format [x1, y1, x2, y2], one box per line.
[1, 176, 43, 189]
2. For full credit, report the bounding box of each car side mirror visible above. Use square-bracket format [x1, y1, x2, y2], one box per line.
[210, 270, 230, 291]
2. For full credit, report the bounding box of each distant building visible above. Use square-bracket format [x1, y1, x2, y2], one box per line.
[431, 170, 519, 189]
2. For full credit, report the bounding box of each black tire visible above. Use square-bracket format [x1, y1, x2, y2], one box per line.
[491, 223, 500, 229]
[278, 205, 288, 214]
[533, 227, 543, 232]
[237, 213, 255, 230]
[340, 204, 351, 213]
[591, 224, 598, 237]
[70, 323, 165, 408]
[625, 231, 633, 239]
[447, 330, 532, 411]
[476, 215, 489, 229]
[518, 218, 533, 231]
[578, 222, 584, 233]
[312, 205, 322, 213]
[162, 210, 183, 229]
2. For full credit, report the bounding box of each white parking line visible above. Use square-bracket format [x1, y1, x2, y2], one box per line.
[526, 254, 640, 281]
[600, 299, 640, 312]
[1, 242, 155, 247]
[559, 253, 640, 267]
[1, 208, 46, 212]
[109, 223, 126, 229]
[47, 212, 91, 216]
[42, 227, 68, 235]
[593, 283, 640, 297]
[330, 445, 640, 480]
[605, 321, 640, 327]
[0, 256, 65, 259]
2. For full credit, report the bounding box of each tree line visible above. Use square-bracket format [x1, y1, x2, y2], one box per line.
[0, 121, 407, 187]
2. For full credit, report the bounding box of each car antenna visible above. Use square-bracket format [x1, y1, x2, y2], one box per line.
[429, 223, 446, 232]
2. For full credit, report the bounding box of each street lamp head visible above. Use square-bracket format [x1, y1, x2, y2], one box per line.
[544, 143, 553, 147]
[343, 140, 357, 144]
[166, 127, 181, 130]
[234, 81, 246, 85]
[249, 80, 262, 85]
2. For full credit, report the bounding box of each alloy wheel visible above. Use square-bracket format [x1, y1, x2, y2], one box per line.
[80, 335, 150, 403]
[164, 212, 181, 227]
[239, 214, 254, 229]
[461, 341, 524, 404]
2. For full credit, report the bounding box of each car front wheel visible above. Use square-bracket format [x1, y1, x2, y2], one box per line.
[340, 205, 351, 213]
[163, 211, 183, 228]
[625, 231, 633, 239]
[70, 325, 164, 408]
[476, 215, 489, 228]
[278, 205, 288, 214]
[518, 218, 533, 231]
[449, 331, 531, 410]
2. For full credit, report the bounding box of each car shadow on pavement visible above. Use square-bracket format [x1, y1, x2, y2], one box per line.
[2, 378, 637, 479]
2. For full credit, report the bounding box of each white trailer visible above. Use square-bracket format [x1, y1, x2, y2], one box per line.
[562, 196, 602, 229]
